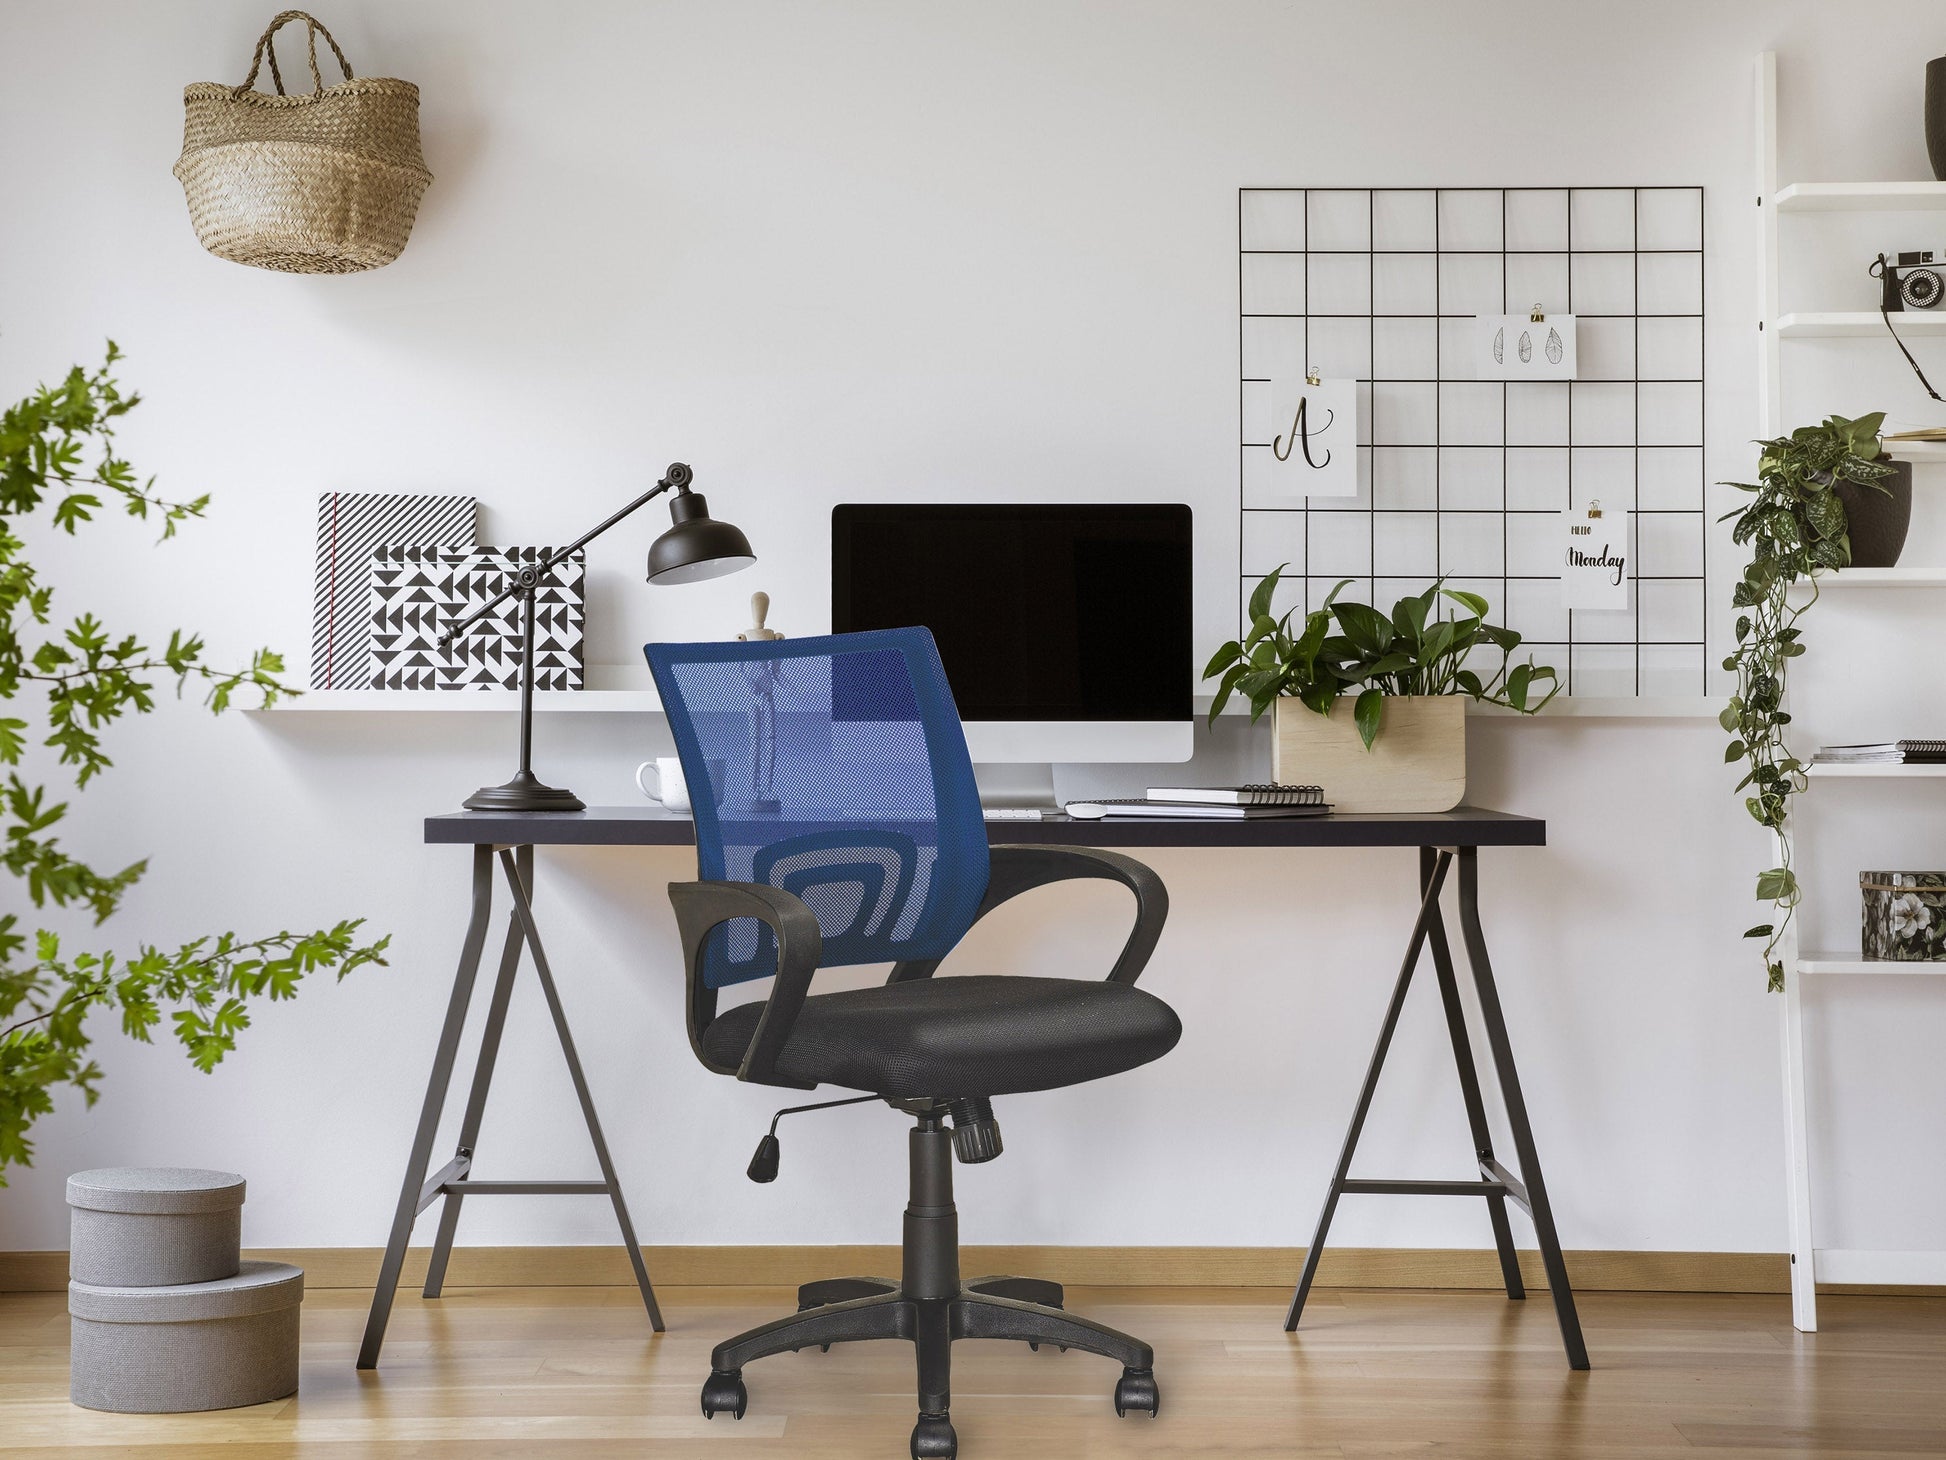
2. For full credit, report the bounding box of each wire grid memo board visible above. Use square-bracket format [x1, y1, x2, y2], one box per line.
[1238, 186, 1707, 696]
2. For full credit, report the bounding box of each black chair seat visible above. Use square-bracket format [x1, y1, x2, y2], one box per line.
[700, 975, 1182, 1098]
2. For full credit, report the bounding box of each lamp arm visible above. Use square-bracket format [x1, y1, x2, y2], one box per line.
[437, 463, 693, 647]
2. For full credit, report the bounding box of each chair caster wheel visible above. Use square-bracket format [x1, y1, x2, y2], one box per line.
[911, 1411, 958, 1458]
[1114, 1367, 1160, 1418]
[700, 1369, 747, 1419]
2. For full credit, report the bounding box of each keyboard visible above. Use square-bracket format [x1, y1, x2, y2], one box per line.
[981, 807, 1048, 821]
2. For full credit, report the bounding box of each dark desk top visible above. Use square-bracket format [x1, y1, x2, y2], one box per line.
[426, 806, 1544, 849]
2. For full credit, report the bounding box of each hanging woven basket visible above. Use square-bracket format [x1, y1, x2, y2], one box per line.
[173, 10, 432, 274]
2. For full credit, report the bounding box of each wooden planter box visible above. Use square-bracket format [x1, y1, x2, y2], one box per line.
[1272, 696, 1466, 813]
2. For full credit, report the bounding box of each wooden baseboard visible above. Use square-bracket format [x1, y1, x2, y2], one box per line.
[2, 1243, 1881, 1296]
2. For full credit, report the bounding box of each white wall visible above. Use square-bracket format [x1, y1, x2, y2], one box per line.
[2, 0, 1942, 1259]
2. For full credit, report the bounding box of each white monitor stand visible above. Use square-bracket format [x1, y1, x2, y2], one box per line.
[965, 720, 1195, 812]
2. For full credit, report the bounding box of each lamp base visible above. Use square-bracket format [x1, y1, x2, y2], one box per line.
[462, 771, 586, 813]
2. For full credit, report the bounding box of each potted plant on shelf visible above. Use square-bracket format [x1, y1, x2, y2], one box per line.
[1202, 570, 1559, 812]
[1722, 412, 1899, 991]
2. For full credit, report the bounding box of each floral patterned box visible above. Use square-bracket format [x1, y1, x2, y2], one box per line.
[1861, 872, 1946, 961]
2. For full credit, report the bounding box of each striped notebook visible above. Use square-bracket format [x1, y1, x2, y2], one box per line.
[313, 492, 477, 689]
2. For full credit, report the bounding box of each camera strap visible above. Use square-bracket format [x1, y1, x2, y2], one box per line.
[1881, 307, 1945, 402]
[1872, 253, 1945, 402]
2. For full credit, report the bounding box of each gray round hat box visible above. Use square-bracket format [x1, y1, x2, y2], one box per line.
[65, 1167, 301, 1413]
[67, 1167, 245, 1287]
[68, 1261, 303, 1413]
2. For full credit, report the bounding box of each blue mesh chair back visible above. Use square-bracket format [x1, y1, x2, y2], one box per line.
[645, 628, 991, 989]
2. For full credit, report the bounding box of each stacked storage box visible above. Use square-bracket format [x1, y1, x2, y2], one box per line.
[66, 1168, 302, 1413]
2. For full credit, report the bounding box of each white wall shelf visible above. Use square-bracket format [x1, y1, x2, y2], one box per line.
[1775, 311, 1946, 339]
[1814, 1248, 1946, 1285]
[1882, 440, 1946, 461]
[1772, 181, 1946, 211]
[253, 689, 663, 714]
[1793, 567, 1946, 591]
[257, 691, 1723, 720]
[1797, 951, 1946, 977]
[1806, 762, 1946, 779]
[1469, 697, 1719, 720]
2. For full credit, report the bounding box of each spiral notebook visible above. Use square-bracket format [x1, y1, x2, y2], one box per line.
[1813, 741, 1946, 765]
[1065, 798, 1332, 821]
[1144, 783, 1326, 807]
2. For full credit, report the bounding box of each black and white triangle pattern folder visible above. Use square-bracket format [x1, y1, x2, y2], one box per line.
[366, 545, 586, 691]
[313, 492, 477, 688]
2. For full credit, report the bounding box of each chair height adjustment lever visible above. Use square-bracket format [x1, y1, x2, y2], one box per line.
[747, 1095, 881, 1183]
[948, 1097, 1003, 1165]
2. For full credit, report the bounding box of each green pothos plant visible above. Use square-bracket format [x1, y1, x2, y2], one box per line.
[0, 343, 389, 1181]
[1721, 412, 1893, 991]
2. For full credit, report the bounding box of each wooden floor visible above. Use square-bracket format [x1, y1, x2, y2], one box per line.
[3, 1283, 1944, 1458]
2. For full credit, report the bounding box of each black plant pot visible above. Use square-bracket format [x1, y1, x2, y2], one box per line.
[1835, 458, 1913, 568]
[1930, 57, 1946, 180]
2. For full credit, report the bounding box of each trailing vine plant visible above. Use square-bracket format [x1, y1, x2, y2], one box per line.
[0, 343, 389, 1180]
[1721, 412, 1892, 991]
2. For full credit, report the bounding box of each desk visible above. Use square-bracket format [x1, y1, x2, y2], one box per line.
[359, 806, 1586, 1371]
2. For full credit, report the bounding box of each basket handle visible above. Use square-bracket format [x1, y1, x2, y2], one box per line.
[235, 10, 354, 98]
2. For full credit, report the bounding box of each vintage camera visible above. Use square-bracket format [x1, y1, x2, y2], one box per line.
[1874, 250, 1946, 312]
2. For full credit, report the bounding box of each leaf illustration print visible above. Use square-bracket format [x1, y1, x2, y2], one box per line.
[1518, 330, 1532, 364]
[1545, 327, 1563, 365]
[1493, 327, 1504, 365]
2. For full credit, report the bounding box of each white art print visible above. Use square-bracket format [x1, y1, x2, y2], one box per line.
[1561, 505, 1630, 610]
[1475, 314, 1577, 381]
[1261, 375, 1359, 501]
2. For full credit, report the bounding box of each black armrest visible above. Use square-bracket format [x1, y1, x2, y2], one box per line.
[667, 880, 823, 1088]
[887, 844, 1169, 987]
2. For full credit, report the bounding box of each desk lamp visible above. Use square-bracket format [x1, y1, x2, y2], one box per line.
[441, 462, 754, 812]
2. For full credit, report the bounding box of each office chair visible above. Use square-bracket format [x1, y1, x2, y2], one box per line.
[645, 628, 1180, 1460]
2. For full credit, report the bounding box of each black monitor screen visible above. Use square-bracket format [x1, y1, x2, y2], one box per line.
[831, 504, 1192, 721]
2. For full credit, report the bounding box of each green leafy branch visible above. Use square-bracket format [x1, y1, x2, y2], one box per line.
[1720, 412, 1892, 990]
[0, 342, 387, 1182]
[0, 922, 389, 1171]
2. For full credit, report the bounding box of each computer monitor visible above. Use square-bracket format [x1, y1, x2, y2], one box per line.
[831, 504, 1194, 790]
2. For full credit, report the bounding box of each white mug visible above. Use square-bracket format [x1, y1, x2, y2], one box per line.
[636, 757, 692, 813]
[636, 756, 724, 814]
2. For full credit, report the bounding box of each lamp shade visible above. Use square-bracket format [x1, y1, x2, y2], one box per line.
[647, 488, 756, 585]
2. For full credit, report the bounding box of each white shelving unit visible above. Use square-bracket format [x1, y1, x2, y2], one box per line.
[1756, 52, 1946, 1332]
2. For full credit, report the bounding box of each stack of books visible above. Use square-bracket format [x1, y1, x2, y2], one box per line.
[1812, 741, 1946, 766]
[1065, 784, 1331, 820]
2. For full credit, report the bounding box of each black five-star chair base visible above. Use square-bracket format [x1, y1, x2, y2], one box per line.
[700, 1113, 1159, 1460]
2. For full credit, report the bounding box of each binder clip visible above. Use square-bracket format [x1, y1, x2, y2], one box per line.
[1530, 303, 1546, 322]
[1305, 366, 1322, 386]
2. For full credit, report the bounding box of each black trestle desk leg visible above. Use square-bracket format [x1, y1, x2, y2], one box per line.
[1422, 846, 1525, 1302]
[1455, 847, 1590, 1371]
[422, 848, 531, 1300]
[359, 845, 495, 1370]
[1286, 850, 1451, 1332]
[498, 849, 665, 1331]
